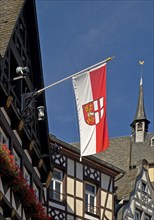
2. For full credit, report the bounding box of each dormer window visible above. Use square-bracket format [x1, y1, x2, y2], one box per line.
[151, 137, 154, 146]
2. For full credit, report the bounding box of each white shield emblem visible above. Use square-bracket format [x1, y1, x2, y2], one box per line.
[82, 97, 104, 125]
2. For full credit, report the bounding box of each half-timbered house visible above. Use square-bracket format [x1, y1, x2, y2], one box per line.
[49, 135, 124, 220]
[115, 159, 154, 220]
[0, 0, 52, 219]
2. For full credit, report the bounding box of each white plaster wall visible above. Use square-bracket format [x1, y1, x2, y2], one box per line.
[101, 191, 107, 207]
[76, 199, 83, 216]
[106, 193, 113, 210]
[85, 214, 99, 220]
[76, 180, 83, 198]
[67, 196, 74, 213]
[67, 177, 74, 195]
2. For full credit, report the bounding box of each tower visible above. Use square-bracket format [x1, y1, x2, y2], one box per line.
[130, 77, 150, 142]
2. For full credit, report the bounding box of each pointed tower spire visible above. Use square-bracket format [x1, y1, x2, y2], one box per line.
[134, 76, 147, 121]
[130, 61, 150, 142]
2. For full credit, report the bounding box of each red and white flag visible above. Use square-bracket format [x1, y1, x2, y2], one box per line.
[72, 63, 109, 157]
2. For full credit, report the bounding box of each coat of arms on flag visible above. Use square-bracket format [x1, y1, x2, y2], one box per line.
[82, 97, 104, 126]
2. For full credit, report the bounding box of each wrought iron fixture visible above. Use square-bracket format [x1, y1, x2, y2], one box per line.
[14, 66, 45, 123]
[50, 143, 62, 156]
[41, 143, 62, 159]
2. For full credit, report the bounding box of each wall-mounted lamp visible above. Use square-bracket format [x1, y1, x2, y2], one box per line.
[37, 106, 45, 121]
[16, 66, 30, 75]
[13, 66, 30, 81]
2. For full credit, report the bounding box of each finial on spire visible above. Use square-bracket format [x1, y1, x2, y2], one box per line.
[140, 76, 143, 86]
[139, 60, 144, 82]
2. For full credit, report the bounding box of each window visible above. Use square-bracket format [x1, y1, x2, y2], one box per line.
[0, 127, 9, 146]
[151, 137, 154, 146]
[33, 182, 40, 200]
[135, 209, 142, 220]
[13, 148, 21, 168]
[141, 182, 146, 192]
[50, 169, 63, 202]
[137, 122, 143, 131]
[144, 214, 151, 220]
[23, 167, 31, 186]
[85, 182, 96, 214]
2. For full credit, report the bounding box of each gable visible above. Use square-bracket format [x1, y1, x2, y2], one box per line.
[122, 167, 154, 219]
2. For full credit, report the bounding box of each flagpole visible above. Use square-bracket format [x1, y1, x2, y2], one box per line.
[36, 56, 115, 95]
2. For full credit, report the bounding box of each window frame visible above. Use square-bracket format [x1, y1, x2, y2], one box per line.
[135, 209, 142, 220]
[151, 137, 154, 146]
[33, 182, 40, 200]
[0, 127, 9, 146]
[12, 148, 21, 168]
[85, 182, 97, 215]
[137, 122, 143, 131]
[141, 181, 147, 193]
[50, 168, 63, 202]
[23, 166, 31, 186]
[144, 213, 151, 220]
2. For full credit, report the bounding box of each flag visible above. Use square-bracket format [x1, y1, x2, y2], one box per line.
[72, 63, 109, 157]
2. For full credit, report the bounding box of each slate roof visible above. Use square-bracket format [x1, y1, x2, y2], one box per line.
[101, 133, 154, 168]
[0, 0, 24, 57]
[72, 133, 154, 172]
[131, 133, 154, 165]
[115, 168, 140, 220]
[96, 136, 131, 172]
[115, 168, 139, 200]
[71, 137, 130, 171]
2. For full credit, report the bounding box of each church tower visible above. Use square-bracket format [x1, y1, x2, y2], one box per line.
[130, 77, 150, 142]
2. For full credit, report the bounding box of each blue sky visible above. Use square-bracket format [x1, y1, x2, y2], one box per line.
[36, 0, 154, 143]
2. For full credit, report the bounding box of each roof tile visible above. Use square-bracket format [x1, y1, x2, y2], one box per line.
[0, 0, 24, 57]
